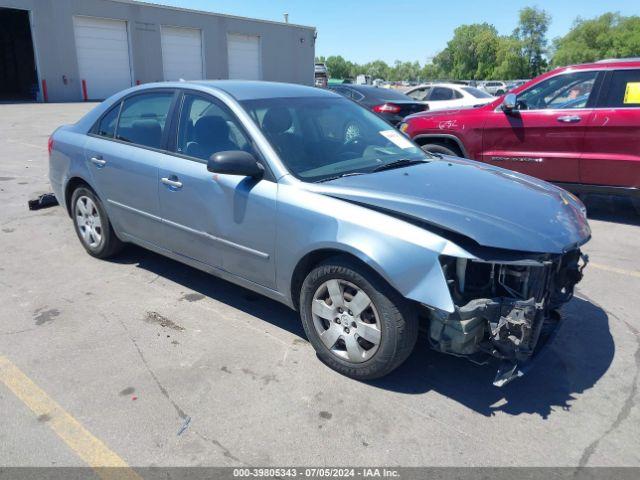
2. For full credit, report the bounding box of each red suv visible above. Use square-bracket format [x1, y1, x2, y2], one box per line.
[401, 59, 640, 210]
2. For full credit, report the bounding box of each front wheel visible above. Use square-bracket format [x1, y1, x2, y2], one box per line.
[299, 257, 418, 380]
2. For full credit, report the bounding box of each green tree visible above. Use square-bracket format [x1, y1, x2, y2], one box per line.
[433, 23, 500, 79]
[492, 36, 528, 79]
[515, 7, 551, 77]
[552, 13, 640, 66]
[324, 55, 354, 79]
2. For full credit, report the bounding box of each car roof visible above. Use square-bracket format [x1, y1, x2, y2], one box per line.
[560, 58, 640, 71]
[135, 80, 341, 101]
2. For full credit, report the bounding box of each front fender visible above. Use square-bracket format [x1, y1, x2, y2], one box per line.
[276, 183, 473, 313]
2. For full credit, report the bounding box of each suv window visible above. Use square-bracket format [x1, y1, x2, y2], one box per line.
[96, 103, 120, 138]
[116, 92, 174, 149]
[517, 71, 598, 110]
[176, 93, 251, 161]
[429, 87, 454, 101]
[601, 69, 640, 108]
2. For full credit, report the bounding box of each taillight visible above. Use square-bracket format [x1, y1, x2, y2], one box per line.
[48, 136, 54, 156]
[372, 103, 401, 114]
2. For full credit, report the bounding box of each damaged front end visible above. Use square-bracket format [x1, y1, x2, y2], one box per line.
[428, 249, 588, 386]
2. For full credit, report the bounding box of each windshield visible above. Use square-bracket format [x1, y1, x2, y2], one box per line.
[461, 87, 493, 99]
[240, 96, 429, 182]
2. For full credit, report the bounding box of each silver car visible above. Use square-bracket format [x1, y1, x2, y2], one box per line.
[49, 81, 591, 385]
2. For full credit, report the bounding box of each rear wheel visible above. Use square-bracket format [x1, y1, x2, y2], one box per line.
[299, 257, 418, 380]
[421, 142, 459, 157]
[71, 187, 123, 259]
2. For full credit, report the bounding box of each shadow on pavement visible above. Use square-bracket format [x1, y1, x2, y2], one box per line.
[113, 247, 613, 419]
[370, 296, 613, 418]
[584, 194, 639, 227]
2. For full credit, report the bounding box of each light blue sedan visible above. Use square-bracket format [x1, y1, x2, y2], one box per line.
[49, 81, 590, 385]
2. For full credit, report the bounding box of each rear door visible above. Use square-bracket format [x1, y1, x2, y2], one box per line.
[480, 70, 601, 183]
[581, 68, 640, 188]
[426, 86, 460, 110]
[84, 90, 177, 244]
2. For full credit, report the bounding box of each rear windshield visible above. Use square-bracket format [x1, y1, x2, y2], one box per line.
[357, 87, 412, 101]
[462, 87, 493, 98]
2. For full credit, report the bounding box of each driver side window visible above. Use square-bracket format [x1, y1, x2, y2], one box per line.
[176, 93, 251, 161]
[516, 71, 598, 110]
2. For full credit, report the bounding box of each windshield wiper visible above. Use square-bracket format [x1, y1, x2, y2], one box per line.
[371, 158, 429, 172]
[315, 172, 367, 183]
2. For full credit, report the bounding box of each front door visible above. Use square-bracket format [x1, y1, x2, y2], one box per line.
[158, 91, 277, 288]
[84, 90, 176, 243]
[481, 70, 601, 183]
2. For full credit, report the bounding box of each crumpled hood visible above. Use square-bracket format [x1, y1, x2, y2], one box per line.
[307, 157, 591, 254]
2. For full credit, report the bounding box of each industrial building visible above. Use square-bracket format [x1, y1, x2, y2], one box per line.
[0, 0, 316, 102]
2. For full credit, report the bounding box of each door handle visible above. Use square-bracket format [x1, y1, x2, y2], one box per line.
[161, 177, 183, 189]
[90, 156, 107, 167]
[557, 115, 582, 123]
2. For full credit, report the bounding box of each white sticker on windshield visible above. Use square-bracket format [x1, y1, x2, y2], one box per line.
[379, 130, 415, 149]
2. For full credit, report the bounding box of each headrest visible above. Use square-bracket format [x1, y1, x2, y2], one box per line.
[262, 108, 293, 135]
[194, 116, 230, 144]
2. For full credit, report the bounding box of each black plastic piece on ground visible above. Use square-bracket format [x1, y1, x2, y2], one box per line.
[28, 193, 59, 211]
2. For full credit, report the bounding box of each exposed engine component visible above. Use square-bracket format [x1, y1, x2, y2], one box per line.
[429, 250, 588, 385]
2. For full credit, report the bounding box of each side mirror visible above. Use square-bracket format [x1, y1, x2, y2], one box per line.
[501, 93, 517, 112]
[207, 150, 264, 178]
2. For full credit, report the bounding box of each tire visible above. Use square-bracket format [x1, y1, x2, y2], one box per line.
[421, 143, 459, 157]
[632, 197, 640, 216]
[70, 186, 123, 259]
[299, 256, 418, 380]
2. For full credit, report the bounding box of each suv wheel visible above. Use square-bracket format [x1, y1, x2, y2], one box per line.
[71, 187, 123, 259]
[421, 143, 459, 157]
[299, 257, 418, 380]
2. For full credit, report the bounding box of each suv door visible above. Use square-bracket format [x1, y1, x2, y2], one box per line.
[480, 70, 601, 183]
[581, 68, 640, 188]
[159, 91, 277, 288]
[84, 90, 177, 244]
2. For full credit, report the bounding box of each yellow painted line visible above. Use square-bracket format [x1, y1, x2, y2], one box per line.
[0, 355, 141, 480]
[590, 262, 640, 279]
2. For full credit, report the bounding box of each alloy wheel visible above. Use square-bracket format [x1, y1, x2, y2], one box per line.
[311, 279, 381, 363]
[74, 195, 103, 249]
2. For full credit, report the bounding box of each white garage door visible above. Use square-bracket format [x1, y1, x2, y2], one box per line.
[73, 16, 132, 100]
[227, 34, 261, 80]
[161, 26, 204, 81]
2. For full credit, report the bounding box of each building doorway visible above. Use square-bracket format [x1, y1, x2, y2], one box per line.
[0, 8, 38, 101]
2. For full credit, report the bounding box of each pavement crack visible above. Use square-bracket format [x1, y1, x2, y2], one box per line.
[115, 317, 190, 423]
[194, 430, 245, 465]
[577, 310, 639, 468]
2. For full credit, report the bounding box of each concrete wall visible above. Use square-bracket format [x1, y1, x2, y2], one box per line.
[0, 0, 316, 101]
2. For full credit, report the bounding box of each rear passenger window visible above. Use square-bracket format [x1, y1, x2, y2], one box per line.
[96, 103, 120, 138]
[601, 69, 640, 108]
[430, 87, 454, 101]
[116, 92, 174, 149]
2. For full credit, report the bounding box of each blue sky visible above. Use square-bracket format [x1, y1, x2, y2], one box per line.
[152, 0, 639, 64]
